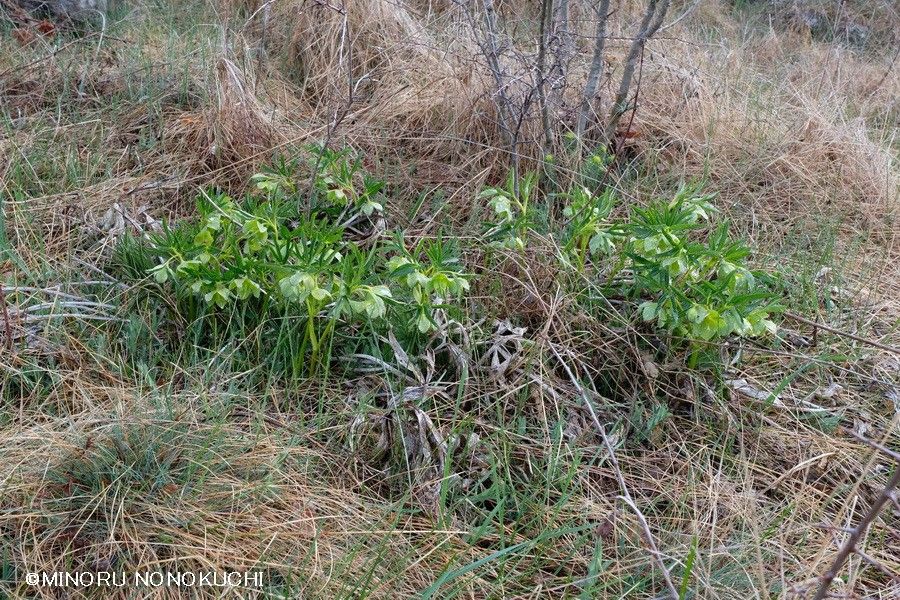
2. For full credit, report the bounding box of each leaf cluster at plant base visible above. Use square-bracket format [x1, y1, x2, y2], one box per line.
[116, 147, 469, 375]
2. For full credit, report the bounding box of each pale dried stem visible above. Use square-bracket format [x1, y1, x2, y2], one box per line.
[549, 342, 679, 600]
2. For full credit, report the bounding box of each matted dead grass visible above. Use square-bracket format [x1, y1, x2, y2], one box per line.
[1, 0, 898, 598]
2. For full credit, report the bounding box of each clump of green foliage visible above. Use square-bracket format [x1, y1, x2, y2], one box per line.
[122, 147, 776, 379]
[478, 170, 780, 346]
[624, 187, 779, 342]
[121, 148, 469, 374]
[480, 172, 538, 250]
[562, 185, 618, 267]
[558, 182, 780, 344]
[386, 238, 470, 334]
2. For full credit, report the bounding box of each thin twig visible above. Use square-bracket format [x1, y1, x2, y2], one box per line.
[783, 311, 900, 356]
[658, 0, 701, 33]
[0, 282, 12, 352]
[851, 546, 900, 582]
[868, 42, 900, 98]
[811, 464, 900, 600]
[0, 30, 110, 79]
[841, 427, 900, 468]
[615, 41, 645, 154]
[815, 522, 900, 582]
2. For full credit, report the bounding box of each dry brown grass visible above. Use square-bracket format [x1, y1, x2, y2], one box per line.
[0, 381, 487, 598]
[634, 29, 898, 232]
[1, 0, 899, 598]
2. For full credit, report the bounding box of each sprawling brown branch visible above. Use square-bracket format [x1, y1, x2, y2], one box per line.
[811, 435, 900, 600]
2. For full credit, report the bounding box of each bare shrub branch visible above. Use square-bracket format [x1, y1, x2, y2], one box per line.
[536, 0, 554, 150]
[812, 441, 900, 600]
[465, 0, 519, 180]
[575, 0, 612, 142]
[605, 0, 671, 141]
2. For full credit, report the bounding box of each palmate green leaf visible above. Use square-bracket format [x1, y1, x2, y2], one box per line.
[204, 284, 232, 308]
[615, 186, 781, 344]
[150, 263, 170, 284]
[689, 307, 726, 340]
[430, 272, 452, 294]
[135, 152, 459, 366]
[349, 284, 392, 319]
[231, 276, 263, 300]
[193, 228, 214, 247]
[363, 175, 384, 196]
[279, 271, 317, 302]
[407, 270, 430, 289]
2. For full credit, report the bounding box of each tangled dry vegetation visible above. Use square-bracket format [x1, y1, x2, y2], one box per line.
[1, 0, 899, 599]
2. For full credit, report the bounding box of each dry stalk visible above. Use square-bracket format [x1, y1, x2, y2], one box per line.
[811, 437, 900, 600]
[575, 0, 612, 142]
[784, 310, 900, 356]
[605, 0, 671, 141]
